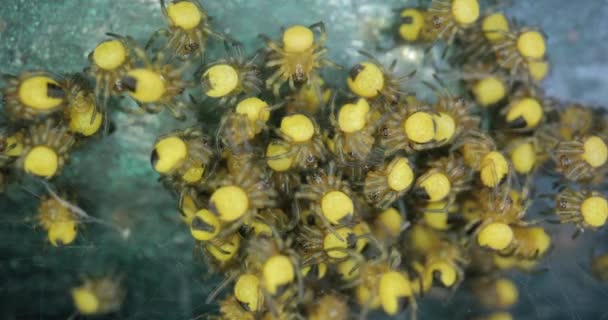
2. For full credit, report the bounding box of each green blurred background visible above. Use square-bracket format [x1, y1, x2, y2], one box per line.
[1, 0, 607, 319]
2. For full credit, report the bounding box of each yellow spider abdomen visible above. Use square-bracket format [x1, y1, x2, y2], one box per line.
[477, 222, 513, 250]
[72, 287, 99, 315]
[24, 146, 59, 178]
[387, 157, 414, 192]
[190, 209, 220, 241]
[480, 151, 509, 187]
[517, 31, 546, 59]
[338, 258, 359, 281]
[338, 98, 370, 133]
[379, 271, 412, 316]
[451, 0, 480, 26]
[204, 64, 239, 98]
[236, 97, 271, 122]
[302, 263, 327, 280]
[419, 172, 451, 202]
[424, 202, 449, 230]
[151, 136, 188, 174]
[182, 166, 205, 183]
[4, 135, 23, 157]
[18, 76, 64, 110]
[323, 227, 355, 259]
[581, 196, 608, 227]
[427, 262, 457, 287]
[210, 185, 249, 222]
[404, 111, 436, 144]
[472, 76, 506, 107]
[528, 60, 549, 81]
[433, 112, 456, 142]
[207, 234, 240, 262]
[166, 1, 202, 30]
[93, 40, 127, 71]
[263, 255, 295, 295]
[510, 142, 535, 174]
[378, 208, 403, 237]
[482, 13, 509, 41]
[123, 69, 165, 103]
[48, 220, 78, 246]
[506, 98, 543, 129]
[266, 143, 293, 172]
[494, 279, 519, 308]
[69, 95, 103, 136]
[321, 190, 354, 224]
[280, 114, 315, 142]
[582, 136, 608, 168]
[347, 62, 384, 98]
[283, 25, 314, 53]
[399, 8, 424, 41]
[234, 274, 263, 312]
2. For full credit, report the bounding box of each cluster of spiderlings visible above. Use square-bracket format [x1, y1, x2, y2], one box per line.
[2, 0, 608, 318]
[151, 0, 608, 319]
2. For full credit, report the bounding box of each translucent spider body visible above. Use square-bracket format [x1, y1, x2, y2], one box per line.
[555, 189, 608, 231]
[492, 26, 549, 81]
[420, 0, 480, 44]
[271, 113, 327, 170]
[121, 45, 191, 119]
[263, 23, 336, 96]
[591, 254, 608, 282]
[199, 232, 242, 271]
[501, 226, 551, 259]
[307, 294, 348, 320]
[17, 119, 76, 179]
[218, 97, 276, 152]
[1, 71, 66, 121]
[38, 196, 79, 246]
[63, 74, 104, 137]
[296, 224, 362, 266]
[71, 276, 125, 316]
[86, 35, 133, 118]
[472, 278, 519, 309]
[151, 0, 222, 59]
[329, 98, 380, 163]
[0, 130, 24, 165]
[202, 43, 262, 105]
[364, 157, 415, 209]
[151, 127, 214, 194]
[558, 103, 594, 140]
[285, 75, 332, 116]
[552, 135, 608, 182]
[217, 296, 256, 320]
[296, 164, 356, 227]
[456, 12, 511, 63]
[414, 155, 472, 203]
[420, 239, 468, 289]
[379, 100, 441, 154]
